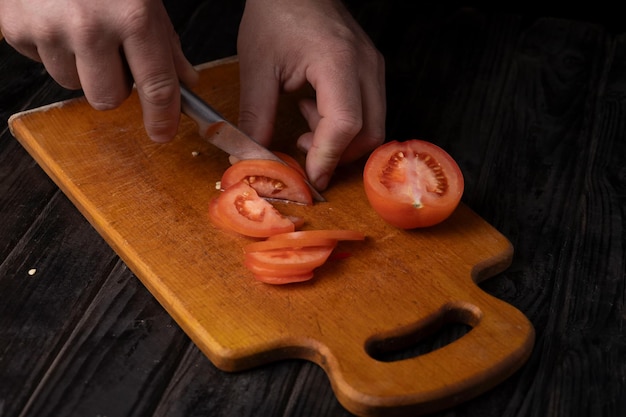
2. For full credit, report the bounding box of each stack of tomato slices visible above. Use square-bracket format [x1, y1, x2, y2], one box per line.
[243, 230, 365, 284]
[208, 154, 365, 284]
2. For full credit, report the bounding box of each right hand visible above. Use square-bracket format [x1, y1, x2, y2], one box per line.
[0, 0, 198, 142]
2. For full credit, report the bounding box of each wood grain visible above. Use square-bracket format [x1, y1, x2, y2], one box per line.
[9, 57, 533, 416]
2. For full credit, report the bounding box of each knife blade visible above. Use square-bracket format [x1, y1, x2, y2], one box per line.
[180, 84, 325, 202]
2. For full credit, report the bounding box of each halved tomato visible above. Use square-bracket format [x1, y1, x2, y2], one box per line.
[363, 140, 464, 229]
[221, 159, 313, 205]
[210, 181, 296, 238]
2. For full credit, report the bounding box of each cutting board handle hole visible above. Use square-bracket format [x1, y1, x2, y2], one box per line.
[364, 304, 478, 362]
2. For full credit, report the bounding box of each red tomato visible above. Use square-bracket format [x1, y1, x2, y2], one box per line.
[244, 237, 338, 253]
[363, 140, 464, 229]
[252, 271, 315, 285]
[244, 244, 336, 284]
[210, 181, 296, 238]
[221, 159, 313, 205]
[267, 230, 365, 242]
[245, 245, 336, 272]
[243, 258, 316, 280]
[273, 151, 308, 179]
[208, 197, 230, 232]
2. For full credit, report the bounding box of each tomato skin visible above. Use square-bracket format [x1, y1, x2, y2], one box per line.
[221, 159, 313, 205]
[363, 140, 464, 229]
[245, 245, 336, 271]
[252, 271, 315, 285]
[267, 230, 365, 242]
[244, 237, 338, 253]
[212, 181, 296, 238]
[272, 151, 308, 179]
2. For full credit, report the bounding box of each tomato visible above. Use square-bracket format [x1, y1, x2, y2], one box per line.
[242, 229, 365, 284]
[267, 230, 365, 242]
[244, 237, 338, 253]
[252, 271, 315, 285]
[245, 245, 336, 271]
[221, 159, 313, 205]
[363, 140, 464, 229]
[244, 244, 336, 284]
[273, 151, 308, 179]
[210, 181, 297, 238]
[208, 197, 231, 232]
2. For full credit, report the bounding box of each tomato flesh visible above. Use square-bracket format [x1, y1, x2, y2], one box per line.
[363, 140, 464, 229]
[211, 181, 296, 238]
[252, 271, 315, 285]
[267, 230, 365, 242]
[273, 151, 308, 179]
[221, 159, 313, 205]
[245, 245, 336, 271]
[244, 237, 338, 253]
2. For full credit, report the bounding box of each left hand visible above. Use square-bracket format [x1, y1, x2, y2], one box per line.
[236, 0, 386, 190]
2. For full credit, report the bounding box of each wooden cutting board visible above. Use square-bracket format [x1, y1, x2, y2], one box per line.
[9, 56, 534, 417]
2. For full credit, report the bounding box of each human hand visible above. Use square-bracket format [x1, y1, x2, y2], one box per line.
[237, 0, 386, 190]
[0, 0, 197, 142]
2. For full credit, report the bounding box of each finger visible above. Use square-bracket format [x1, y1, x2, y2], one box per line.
[170, 30, 199, 88]
[237, 57, 280, 146]
[36, 44, 82, 90]
[337, 53, 386, 162]
[122, 16, 181, 142]
[298, 98, 322, 132]
[75, 47, 132, 110]
[302, 66, 363, 190]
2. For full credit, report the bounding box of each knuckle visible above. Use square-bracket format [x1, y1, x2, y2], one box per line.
[332, 111, 363, 139]
[120, 2, 153, 34]
[89, 92, 127, 111]
[139, 76, 178, 108]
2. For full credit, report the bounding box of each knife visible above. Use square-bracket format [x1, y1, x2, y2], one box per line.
[180, 84, 325, 202]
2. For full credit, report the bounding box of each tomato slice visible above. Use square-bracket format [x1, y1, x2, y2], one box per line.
[212, 181, 296, 238]
[245, 245, 335, 272]
[208, 197, 230, 231]
[273, 151, 308, 179]
[363, 139, 464, 229]
[267, 230, 365, 242]
[243, 258, 314, 277]
[221, 159, 313, 205]
[244, 237, 338, 253]
[252, 271, 315, 285]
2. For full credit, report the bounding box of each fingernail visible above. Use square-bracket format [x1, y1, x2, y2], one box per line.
[149, 134, 172, 143]
[313, 173, 330, 191]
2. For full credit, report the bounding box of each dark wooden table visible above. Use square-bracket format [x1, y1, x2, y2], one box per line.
[1, 2, 624, 416]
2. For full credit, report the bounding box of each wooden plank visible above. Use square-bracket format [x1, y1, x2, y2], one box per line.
[445, 17, 622, 417]
[9, 55, 533, 416]
[0, 193, 120, 417]
[16, 260, 191, 417]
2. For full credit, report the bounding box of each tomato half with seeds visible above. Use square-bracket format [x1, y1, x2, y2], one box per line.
[221, 159, 313, 205]
[210, 181, 297, 238]
[363, 140, 464, 229]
